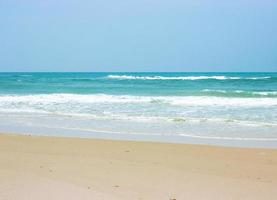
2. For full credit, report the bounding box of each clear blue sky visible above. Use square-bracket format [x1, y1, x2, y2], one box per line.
[0, 0, 276, 72]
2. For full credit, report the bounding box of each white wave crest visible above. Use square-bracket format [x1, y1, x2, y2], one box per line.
[0, 94, 276, 107]
[202, 89, 227, 93]
[107, 75, 237, 80]
[202, 89, 277, 96]
[252, 91, 277, 96]
[246, 77, 271, 80]
[107, 75, 271, 80]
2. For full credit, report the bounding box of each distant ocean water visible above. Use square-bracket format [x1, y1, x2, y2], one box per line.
[0, 72, 276, 147]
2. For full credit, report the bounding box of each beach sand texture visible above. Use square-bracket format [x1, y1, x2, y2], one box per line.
[0, 133, 277, 200]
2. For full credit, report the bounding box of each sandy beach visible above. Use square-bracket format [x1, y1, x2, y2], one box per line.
[0, 133, 277, 200]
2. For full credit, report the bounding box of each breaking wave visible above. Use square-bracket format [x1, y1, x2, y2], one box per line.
[107, 75, 271, 80]
[0, 94, 276, 107]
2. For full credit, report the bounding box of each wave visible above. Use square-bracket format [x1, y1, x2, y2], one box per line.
[0, 94, 276, 106]
[18, 74, 33, 77]
[202, 89, 277, 97]
[246, 77, 271, 80]
[107, 75, 272, 80]
[202, 89, 227, 93]
[252, 91, 277, 96]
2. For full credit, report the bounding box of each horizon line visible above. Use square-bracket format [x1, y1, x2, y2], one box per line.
[0, 71, 276, 73]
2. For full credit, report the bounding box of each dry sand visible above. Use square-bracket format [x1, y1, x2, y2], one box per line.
[0, 133, 277, 200]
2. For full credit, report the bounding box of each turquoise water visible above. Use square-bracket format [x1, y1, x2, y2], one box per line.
[1, 72, 277, 97]
[0, 72, 277, 147]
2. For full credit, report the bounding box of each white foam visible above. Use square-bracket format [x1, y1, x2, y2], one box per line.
[234, 90, 244, 93]
[202, 89, 277, 96]
[0, 94, 276, 107]
[246, 77, 271, 80]
[107, 75, 237, 80]
[252, 91, 277, 96]
[202, 89, 227, 93]
[107, 75, 271, 80]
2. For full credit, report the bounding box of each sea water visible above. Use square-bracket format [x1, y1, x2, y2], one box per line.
[0, 72, 276, 147]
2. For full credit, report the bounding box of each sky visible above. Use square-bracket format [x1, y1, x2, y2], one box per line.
[0, 0, 276, 72]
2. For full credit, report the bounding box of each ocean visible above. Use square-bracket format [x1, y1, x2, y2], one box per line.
[0, 72, 276, 147]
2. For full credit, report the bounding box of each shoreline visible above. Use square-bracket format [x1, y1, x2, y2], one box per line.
[1, 128, 277, 149]
[1, 132, 277, 199]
